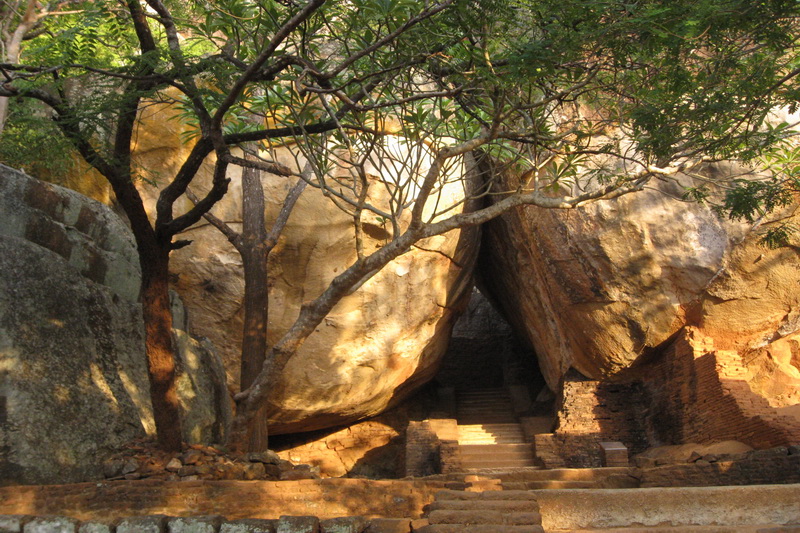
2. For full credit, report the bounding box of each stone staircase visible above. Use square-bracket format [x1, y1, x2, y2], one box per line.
[456, 388, 538, 470]
[418, 489, 545, 532]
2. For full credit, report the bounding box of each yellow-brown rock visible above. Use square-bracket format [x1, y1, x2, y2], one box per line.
[128, 100, 479, 434]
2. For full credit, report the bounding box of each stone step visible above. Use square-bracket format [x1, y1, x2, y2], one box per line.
[457, 409, 516, 417]
[458, 418, 519, 426]
[416, 525, 544, 533]
[457, 398, 514, 405]
[460, 444, 534, 456]
[552, 527, 797, 532]
[461, 459, 537, 469]
[458, 424, 524, 432]
[457, 388, 510, 396]
[458, 437, 525, 444]
[490, 466, 636, 482]
[458, 407, 515, 415]
[428, 499, 541, 513]
[458, 424, 526, 444]
[420, 488, 544, 533]
[428, 509, 542, 525]
[505, 480, 598, 490]
[435, 489, 541, 501]
[459, 423, 525, 431]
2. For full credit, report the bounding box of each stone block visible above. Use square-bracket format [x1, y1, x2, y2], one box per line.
[219, 519, 277, 533]
[23, 517, 78, 533]
[276, 516, 319, 533]
[364, 519, 410, 533]
[168, 516, 222, 533]
[0, 515, 28, 533]
[77, 523, 113, 533]
[600, 441, 629, 467]
[319, 516, 367, 533]
[116, 515, 168, 533]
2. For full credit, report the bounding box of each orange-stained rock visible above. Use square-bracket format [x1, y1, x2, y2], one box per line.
[482, 163, 800, 396]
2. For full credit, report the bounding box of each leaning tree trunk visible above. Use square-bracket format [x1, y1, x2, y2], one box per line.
[139, 239, 183, 452]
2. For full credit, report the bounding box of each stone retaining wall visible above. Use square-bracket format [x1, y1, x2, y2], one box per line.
[0, 479, 446, 523]
[0, 514, 421, 532]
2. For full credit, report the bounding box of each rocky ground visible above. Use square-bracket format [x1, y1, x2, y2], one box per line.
[101, 439, 321, 482]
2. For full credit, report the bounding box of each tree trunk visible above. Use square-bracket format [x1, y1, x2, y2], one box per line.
[239, 159, 270, 451]
[140, 241, 183, 452]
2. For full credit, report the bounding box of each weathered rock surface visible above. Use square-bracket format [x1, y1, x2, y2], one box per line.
[127, 102, 480, 434]
[0, 166, 230, 484]
[482, 164, 800, 391]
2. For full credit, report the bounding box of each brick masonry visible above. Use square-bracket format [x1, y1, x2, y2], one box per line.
[404, 420, 458, 477]
[535, 371, 649, 468]
[538, 327, 800, 468]
[640, 447, 800, 487]
[642, 328, 800, 449]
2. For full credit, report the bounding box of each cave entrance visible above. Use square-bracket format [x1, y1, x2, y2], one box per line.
[434, 288, 553, 419]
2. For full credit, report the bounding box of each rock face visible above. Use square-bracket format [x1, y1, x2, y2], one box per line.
[482, 164, 800, 393]
[0, 165, 230, 484]
[125, 102, 480, 434]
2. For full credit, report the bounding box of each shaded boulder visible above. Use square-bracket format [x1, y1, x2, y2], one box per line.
[0, 165, 230, 484]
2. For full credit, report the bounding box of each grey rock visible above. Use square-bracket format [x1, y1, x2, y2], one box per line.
[246, 451, 281, 465]
[116, 515, 168, 533]
[0, 166, 232, 485]
[23, 516, 78, 533]
[77, 523, 112, 533]
[180, 449, 203, 465]
[167, 516, 221, 533]
[320, 517, 367, 533]
[166, 458, 183, 472]
[243, 462, 266, 480]
[220, 519, 277, 533]
[102, 459, 124, 478]
[0, 515, 29, 533]
[121, 458, 139, 475]
[277, 516, 319, 533]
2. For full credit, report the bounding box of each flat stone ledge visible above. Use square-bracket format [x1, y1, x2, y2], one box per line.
[533, 484, 800, 531]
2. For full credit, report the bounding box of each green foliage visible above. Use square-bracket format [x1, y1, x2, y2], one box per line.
[0, 102, 75, 179]
[0, 0, 798, 230]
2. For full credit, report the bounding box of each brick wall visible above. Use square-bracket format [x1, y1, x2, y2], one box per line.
[404, 419, 458, 477]
[537, 372, 649, 468]
[642, 328, 800, 449]
[640, 447, 800, 487]
[0, 478, 446, 523]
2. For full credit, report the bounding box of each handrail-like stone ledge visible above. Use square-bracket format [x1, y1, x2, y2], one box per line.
[534, 484, 800, 531]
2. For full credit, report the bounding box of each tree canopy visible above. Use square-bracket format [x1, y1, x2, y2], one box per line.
[1, 0, 799, 450]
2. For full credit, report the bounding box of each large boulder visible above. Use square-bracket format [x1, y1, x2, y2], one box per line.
[0, 166, 230, 484]
[127, 102, 480, 434]
[482, 164, 800, 392]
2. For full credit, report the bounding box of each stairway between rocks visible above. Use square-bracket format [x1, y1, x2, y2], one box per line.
[456, 388, 538, 470]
